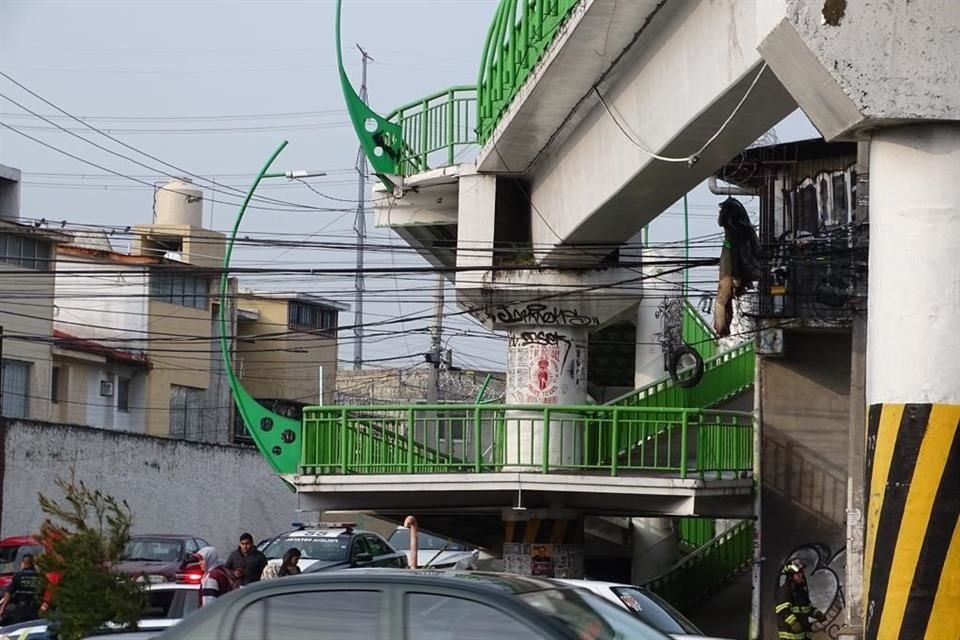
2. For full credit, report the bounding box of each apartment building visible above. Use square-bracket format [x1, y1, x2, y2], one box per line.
[0, 164, 71, 421]
[49, 178, 343, 441]
[232, 291, 344, 442]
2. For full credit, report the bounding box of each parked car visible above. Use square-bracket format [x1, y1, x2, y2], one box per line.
[387, 526, 481, 570]
[0, 537, 43, 589]
[0, 620, 46, 640]
[260, 523, 407, 574]
[142, 582, 200, 625]
[557, 579, 734, 640]
[116, 535, 209, 585]
[0, 619, 173, 640]
[151, 569, 673, 640]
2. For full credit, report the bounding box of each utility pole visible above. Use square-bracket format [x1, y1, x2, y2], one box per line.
[426, 274, 444, 402]
[352, 45, 372, 370]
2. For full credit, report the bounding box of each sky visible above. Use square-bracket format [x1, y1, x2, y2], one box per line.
[0, 0, 818, 375]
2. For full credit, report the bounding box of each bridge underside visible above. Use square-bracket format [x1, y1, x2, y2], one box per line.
[289, 472, 753, 518]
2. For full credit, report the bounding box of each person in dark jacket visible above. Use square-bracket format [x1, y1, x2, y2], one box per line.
[277, 548, 302, 577]
[0, 555, 41, 624]
[225, 533, 267, 586]
[775, 559, 825, 640]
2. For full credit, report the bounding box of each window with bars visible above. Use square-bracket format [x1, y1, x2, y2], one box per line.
[0, 233, 52, 271]
[169, 384, 204, 439]
[287, 301, 337, 335]
[1, 359, 31, 418]
[150, 273, 210, 309]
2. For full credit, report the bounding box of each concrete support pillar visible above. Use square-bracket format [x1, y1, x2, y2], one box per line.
[502, 512, 584, 578]
[864, 124, 960, 640]
[505, 327, 587, 468]
[630, 517, 679, 585]
[634, 300, 665, 388]
[840, 142, 870, 640]
[635, 246, 683, 388]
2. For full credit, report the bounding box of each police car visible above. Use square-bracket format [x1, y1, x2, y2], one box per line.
[260, 523, 408, 575]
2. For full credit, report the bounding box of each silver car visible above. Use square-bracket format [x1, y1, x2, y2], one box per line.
[557, 579, 734, 640]
[387, 527, 481, 570]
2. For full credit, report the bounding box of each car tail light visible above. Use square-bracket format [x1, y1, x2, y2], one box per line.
[176, 571, 203, 584]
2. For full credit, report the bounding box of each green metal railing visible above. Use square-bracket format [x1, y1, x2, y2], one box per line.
[645, 520, 755, 614]
[607, 343, 755, 411]
[477, 0, 581, 142]
[385, 86, 478, 177]
[678, 517, 716, 549]
[681, 300, 717, 362]
[597, 344, 754, 467]
[299, 404, 751, 479]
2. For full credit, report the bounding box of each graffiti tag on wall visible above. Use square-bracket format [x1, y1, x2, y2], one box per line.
[494, 303, 599, 327]
[779, 543, 846, 639]
[507, 331, 586, 404]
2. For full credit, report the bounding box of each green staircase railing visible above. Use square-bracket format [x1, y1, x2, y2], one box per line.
[681, 299, 717, 361]
[645, 521, 755, 614]
[300, 404, 751, 479]
[678, 517, 716, 550]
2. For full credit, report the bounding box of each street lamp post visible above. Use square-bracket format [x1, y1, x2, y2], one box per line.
[217, 140, 327, 476]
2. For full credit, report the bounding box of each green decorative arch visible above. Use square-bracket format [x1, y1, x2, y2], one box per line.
[335, 0, 404, 189]
[218, 140, 301, 476]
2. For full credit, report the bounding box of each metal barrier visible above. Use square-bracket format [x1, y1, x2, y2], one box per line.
[681, 300, 718, 361]
[607, 343, 755, 411]
[598, 344, 754, 469]
[385, 86, 478, 176]
[645, 520, 755, 614]
[678, 517, 717, 549]
[300, 404, 751, 478]
[477, 0, 581, 142]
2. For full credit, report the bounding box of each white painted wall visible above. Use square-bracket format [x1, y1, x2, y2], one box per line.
[867, 124, 960, 405]
[0, 419, 299, 553]
[76, 364, 146, 433]
[54, 259, 150, 353]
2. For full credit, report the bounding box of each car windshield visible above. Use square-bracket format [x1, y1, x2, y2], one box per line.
[122, 539, 182, 562]
[610, 587, 702, 635]
[388, 529, 469, 552]
[517, 588, 672, 640]
[261, 532, 350, 562]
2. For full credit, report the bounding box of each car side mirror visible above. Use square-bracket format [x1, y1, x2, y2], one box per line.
[352, 552, 373, 567]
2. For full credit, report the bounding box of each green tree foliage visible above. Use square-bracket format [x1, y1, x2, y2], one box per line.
[35, 472, 145, 640]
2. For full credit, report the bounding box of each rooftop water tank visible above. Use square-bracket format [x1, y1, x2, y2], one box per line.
[154, 177, 203, 227]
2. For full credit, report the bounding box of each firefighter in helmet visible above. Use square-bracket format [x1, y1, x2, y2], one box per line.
[775, 558, 826, 639]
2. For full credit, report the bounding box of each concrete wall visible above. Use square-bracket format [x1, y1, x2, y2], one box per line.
[0, 418, 298, 553]
[760, 330, 851, 640]
[337, 368, 505, 405]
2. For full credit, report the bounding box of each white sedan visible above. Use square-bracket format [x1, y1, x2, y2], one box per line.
[557, 579, 734, 640]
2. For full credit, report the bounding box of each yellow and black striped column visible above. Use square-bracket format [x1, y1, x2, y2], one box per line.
[863, 404, 960, 640]
[502, 518, 584, 578]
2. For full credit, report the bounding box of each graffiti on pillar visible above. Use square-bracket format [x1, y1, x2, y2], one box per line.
[778, 544, 846, 639]
[494, 303, 599, 326]
[507, 332, 586, 404]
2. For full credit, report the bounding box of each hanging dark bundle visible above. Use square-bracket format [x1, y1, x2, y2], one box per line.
[714, 197, 762, 336]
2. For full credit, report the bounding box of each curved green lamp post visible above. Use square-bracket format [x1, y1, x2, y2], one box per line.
[218, 140, 302, 475]
[335, 0, 404, 189]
